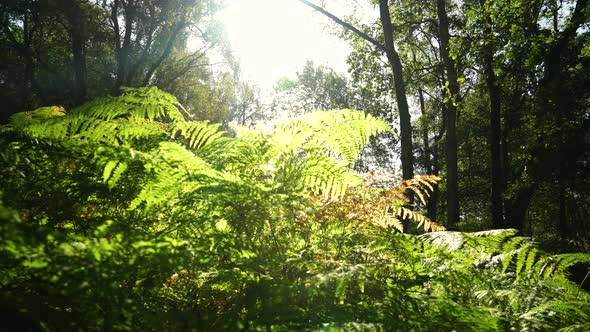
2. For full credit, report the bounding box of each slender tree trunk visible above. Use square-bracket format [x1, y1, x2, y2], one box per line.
[505, 185, 536, 231]
[68, 0, 87, 105]
[142, 21, 185, 86]
[487, 64, 504, 228]
[378, 0, 414, 183]
[480, 0, 504, 228]
[430, 148, 440, 220]
[418, 88, 432, 174]
[418, 88, 438, 220]
[558, 177, 569, 239]
[436, 0, 460, 228]
[112, 0, 134, 93]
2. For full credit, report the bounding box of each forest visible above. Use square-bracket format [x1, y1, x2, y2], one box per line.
[0, 0, 589, 331]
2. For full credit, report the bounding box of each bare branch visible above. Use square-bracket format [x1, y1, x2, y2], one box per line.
[298, 0, 387, 54]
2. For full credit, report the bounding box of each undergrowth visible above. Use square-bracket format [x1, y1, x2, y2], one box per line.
[0, 87, 588, 331]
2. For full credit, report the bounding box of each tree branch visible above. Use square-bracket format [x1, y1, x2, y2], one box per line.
[142, 20, 185, 85]
[298, 0, 387, 54]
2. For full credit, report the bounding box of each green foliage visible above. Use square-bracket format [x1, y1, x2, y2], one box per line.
[421, 229, 590, 330]
[1, 88, 588, 331]
[271, 60, 352, 117]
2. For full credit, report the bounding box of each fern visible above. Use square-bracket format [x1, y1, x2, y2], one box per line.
[73, 87, 185, 122]
[421, 228, 590, 288]
[270, 109, 392, 167]
[314, 173, 445, 233]
[419, 231, 467, 250]
[524, 247, 539, 278]
[229, 109, 392, 199]
[102, 160, 128, 189]
[172, 121, 227, 154]
[8, 105, 66, 130]
[129, 141, 227, 212]
[400, 175, 441, 205]
[13, 89, 590, 330]
[500, 236, 527, 273]
[520, 299, 590, 331]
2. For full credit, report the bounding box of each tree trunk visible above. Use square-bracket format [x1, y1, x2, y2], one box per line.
[378, 0, 414, 182]
[68, 0, 87, 105]
[112, 0, 134, 93]
[480, 0, 504, 228]
[436, 0, 460, 228]
[558, 177, 569, 240]
[486, 63, 503, 228]
[418, 88, 432, 174]
[429, 148, 440, 221]
[505, 185, 536, 231]
[418, 87, 438, 220]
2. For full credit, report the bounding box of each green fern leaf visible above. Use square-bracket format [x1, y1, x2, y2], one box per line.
[501, 236, 525, 273]
[515, 243, 534, 279]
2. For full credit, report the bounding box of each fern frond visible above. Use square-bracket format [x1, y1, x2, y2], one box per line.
[524, 247, 539, 277]
[419, 228, 519, 252]
[520, 299, 590, 331]
[102, 160, 128, 189]
[116, 118, 167, 142]
[271, 109, 392, 166]
[501, 236, 527, 273]
[72, 87, 185, 122]
[419, 231, 466, 250]
[400, 175, 442, 205]
[471, 229, 519, 238]
[536, 253, 590, 280]
[11, 89, 181, 146]
[298, 153, 360, 198]
[230, 110, 390, 199]
[515, 243, 535, 279]
[172, 121, 227, 156]
[8, 106, 66, 130]
[390, 206, 445, 232]
[129, 142, 226, 212]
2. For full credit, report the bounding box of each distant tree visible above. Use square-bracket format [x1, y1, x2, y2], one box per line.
[0, 0, 224, 119]
[103, 0, 221, 92]
[436, 0, 461, 228]
[271, 60, 351, 117]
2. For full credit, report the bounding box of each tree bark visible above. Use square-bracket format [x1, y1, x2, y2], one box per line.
[436, 0, 460, 228]
[480, 0, 504, 228]
[505, 185, 536, 231]
[378, 0, 414, 183]
[67, 0, 87, 105]
[142, 21, 185, 86]
[418, 87, 438, 220]
[486, 61, 504, 228]
[112, 0, 134, 93]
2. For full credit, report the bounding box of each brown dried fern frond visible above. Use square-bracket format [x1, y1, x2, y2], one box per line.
[400, 175, 443, 205]
[312, 172, 445, 233]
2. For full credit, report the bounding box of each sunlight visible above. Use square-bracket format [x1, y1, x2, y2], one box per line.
[219, 0, 351, 91]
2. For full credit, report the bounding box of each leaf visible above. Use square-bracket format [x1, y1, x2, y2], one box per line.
[103, 160, 118, 184]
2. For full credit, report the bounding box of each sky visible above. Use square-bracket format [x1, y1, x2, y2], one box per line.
[217, 0, 370, 91]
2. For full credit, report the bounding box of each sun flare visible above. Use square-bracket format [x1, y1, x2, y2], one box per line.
[219, 0, 351, 90]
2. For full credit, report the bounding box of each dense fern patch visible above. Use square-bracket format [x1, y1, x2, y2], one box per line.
[1, 88, 588, 331]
